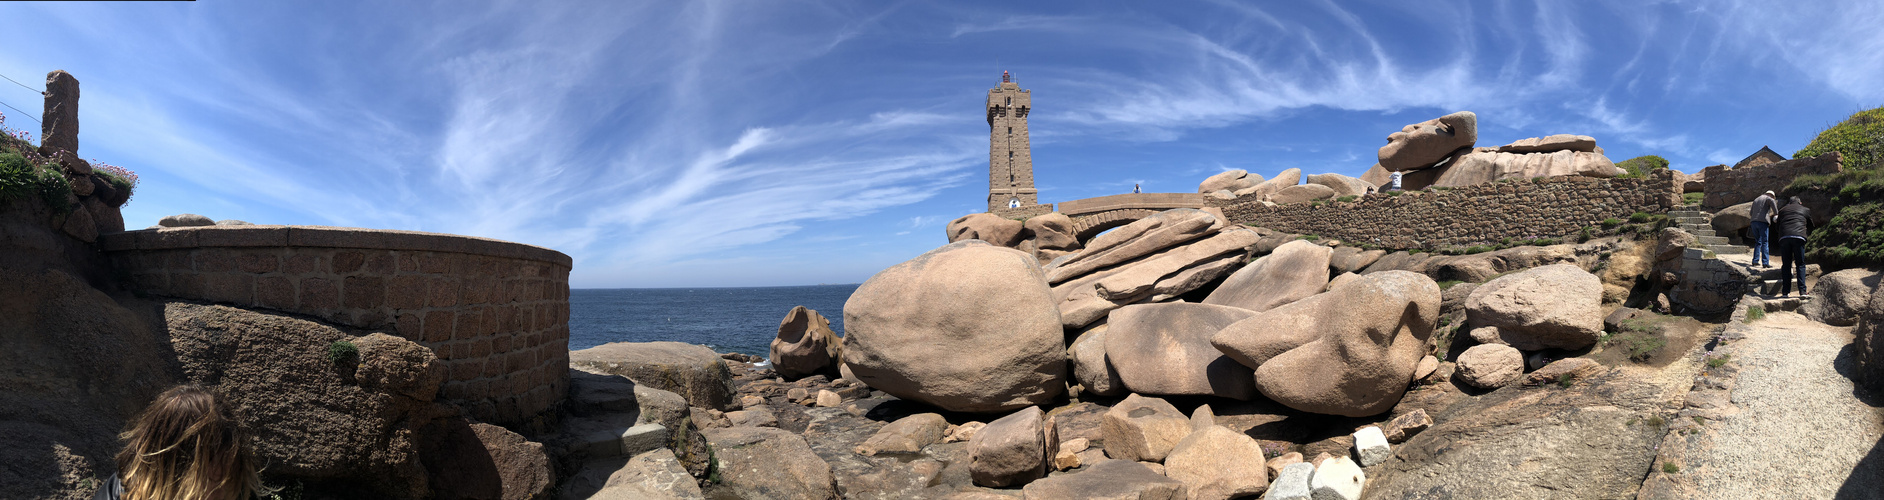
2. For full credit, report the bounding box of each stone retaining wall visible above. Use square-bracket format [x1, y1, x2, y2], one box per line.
[1210, 170, 1682, 250]
[1700, 151, 1842, 211]
[99, 225, 571, 425]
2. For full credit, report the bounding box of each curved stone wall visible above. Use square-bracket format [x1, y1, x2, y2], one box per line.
[99, 225, 571, 425]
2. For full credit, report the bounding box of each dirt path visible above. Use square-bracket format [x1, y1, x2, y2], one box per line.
[1674, 312, 1884, 499]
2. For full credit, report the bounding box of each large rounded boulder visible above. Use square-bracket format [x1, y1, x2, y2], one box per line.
[1105, 302, 1259, 399]
[1212, 271, 1440, 417]
[571, 341, 738, 411]
[1465, 264, 1604, 350]
[843, 240, 1067, 412]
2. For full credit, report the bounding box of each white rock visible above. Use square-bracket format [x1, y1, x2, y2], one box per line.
[1352, 426, 1391, 467]
[1266, 462, 1314, 500]
[1309, 456, 1365, 500]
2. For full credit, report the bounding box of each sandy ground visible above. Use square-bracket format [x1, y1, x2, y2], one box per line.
[1685, 312, 1884, 499]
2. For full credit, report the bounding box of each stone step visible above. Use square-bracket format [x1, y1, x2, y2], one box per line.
[1709, 245, 1749, 255]
[1696, 236, 1729, 245]
[1673, 216, 1710, 225]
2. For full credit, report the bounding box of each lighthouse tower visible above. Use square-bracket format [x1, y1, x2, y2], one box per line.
[987, 71, 1042, 214]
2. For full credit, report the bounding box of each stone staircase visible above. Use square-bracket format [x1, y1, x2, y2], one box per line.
[1668, 205, 1746, 255]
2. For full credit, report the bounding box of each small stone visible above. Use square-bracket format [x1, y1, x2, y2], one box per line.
[1052, 448, 1082, 471]
[1101, 394, 1191, 462]
[1266, 452, 1303, 480]
[1468, 326, 1505, 345]
[1412, 355, 1439, 382]
[1352, 426, 1390, 467]
[1310, 452, 1335, 467]
[1380, 409, 1431, 444]
[815, 389, 841, 407]
[740, 395, 765, 408]
[619, 423, 669, 458]
[1189, 404, 1216, 432]
[854, 413, 948, 456]
[1061, 437, 1090, 453]
[786, 387, 808, 402]
[1310, 456, 1365, 500]
[1267, 462, 1315, 500]
[945, 421, 986, 443]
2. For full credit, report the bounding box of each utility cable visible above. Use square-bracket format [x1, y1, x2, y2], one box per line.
[0, 99, 39, 124]
[0, 72, 43, 95]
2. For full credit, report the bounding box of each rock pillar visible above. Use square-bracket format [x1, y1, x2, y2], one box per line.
[41, 70, 79, 156]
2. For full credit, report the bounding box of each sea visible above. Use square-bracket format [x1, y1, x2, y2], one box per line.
[568, 284, 859, 357]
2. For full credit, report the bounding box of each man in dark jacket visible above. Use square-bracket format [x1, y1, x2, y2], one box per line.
[1774, 197, 1813, 296]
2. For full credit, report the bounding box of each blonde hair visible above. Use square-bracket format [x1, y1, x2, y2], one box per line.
[115, 384, 269, 500]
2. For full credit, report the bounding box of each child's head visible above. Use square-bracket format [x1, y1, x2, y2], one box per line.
[115, 384, 265, 500]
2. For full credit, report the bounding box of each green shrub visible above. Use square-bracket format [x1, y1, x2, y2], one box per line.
[1706, 353, 1731, 369]
[1663, 462, 1680, 474]
[327, 340, 359, 366]
[1795, 106, 1884, 171]
[1336, 195, 1358, 203]
[1746, 306, 1766, 322]
[1683, 192, 1704, 205]
[0, 153, 73, 213]
[1556, 372, 1574, 388]
[1578, 226, 1594, 242]
[1299, 234, 1320, 241]
[1463, 245, 1495, 254]
[1629, 212, 1653, 223]
[1616, 155, 1671, 179]
[1387, 191, 1403, 197]
[1601, 218, 1623, 229]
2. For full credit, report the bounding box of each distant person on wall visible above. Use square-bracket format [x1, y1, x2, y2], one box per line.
[1774, 196, 1813, 297]
[1134, 183, 1141, 193]
[94, 384, 271, 500]
[1749, 190, 1778, 268]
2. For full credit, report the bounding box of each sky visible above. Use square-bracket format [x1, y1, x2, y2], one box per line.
[0, 1, 1878, 288]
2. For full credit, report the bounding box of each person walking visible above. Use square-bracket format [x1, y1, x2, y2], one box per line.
[1774, 196, 1813, 297]
[1749, 190, 1778, 268]
[94, 384, 272, 500]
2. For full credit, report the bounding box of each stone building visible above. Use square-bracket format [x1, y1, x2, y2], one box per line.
[987, 72, 1049, 217]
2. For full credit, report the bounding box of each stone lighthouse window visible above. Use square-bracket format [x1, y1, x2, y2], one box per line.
[1009, 198, 1021, 208]
[1006, 97, 1011, 105]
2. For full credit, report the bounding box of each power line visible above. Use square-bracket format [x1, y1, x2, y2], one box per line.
[0, 99, 40, 125]
[0, 72, 43, 95]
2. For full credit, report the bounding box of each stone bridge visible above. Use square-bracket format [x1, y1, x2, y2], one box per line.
[1059, 193, 1207, 241]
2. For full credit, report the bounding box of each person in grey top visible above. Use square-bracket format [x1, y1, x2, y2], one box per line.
[1749, 190, 1778, 268]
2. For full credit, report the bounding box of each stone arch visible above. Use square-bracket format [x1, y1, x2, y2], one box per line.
[1071, 209, 1160, 243]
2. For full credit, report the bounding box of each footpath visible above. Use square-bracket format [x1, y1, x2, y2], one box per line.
[1642, 310, 1883, 499]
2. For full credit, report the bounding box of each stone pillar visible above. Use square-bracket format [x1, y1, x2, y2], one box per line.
[41, 70, 79, 156]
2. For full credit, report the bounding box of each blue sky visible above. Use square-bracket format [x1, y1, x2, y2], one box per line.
[0, 1, 1878, 288]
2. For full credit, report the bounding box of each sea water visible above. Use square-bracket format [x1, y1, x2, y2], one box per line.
[568, 284, 859, 356]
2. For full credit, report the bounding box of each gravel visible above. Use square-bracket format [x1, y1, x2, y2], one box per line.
[1686, 312, 1884, 499]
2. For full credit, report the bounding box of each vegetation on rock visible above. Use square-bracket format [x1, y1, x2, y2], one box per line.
[1616, 155, 1669, 179]
[0, 152, 72, 212]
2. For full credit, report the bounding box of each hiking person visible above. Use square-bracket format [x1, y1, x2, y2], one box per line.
[1774, 196, 1813, 297]
[95, 384, 270, 500]
[1749, 190, 1778, 268]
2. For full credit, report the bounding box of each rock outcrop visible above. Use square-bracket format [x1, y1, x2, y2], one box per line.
[1269, 184, 1337, 205]
[946, 213, 1025, 247]
[1212, 271, 1440, 416]
[571, 341, 739, 411]
[1465, 264, 1604, 350]
[1067, 324, 1126, 397]
[1202, 240, 1332, 312]
[166, 304, 450, 499]
[1456, 344, 1523, 389]
[843, 240, 1067, 412]
[1307, 172, 1375, 198]
[1047, 209, 1254, 329]
[1803, 269, 1879, 327]
[1403, 147, 1621, 190]
[1234, 168, 1302, 200]
[1857, 279, 1884, 389]
[1378, 111, 1477, 171]
[1199, 169, 1261, 194]
[771, 306, 842, 380]
[1104, 303, 1259, 399]
[702, 427, 838, 500]
[1020, 459, 1187, 499]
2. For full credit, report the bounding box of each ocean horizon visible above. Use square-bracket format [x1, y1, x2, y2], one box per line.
[568, 284, 860, 356]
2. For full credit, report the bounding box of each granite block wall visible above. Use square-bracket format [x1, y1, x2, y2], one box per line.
[99, 225, 571, 425]
[1209, 171, 1682, 250]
